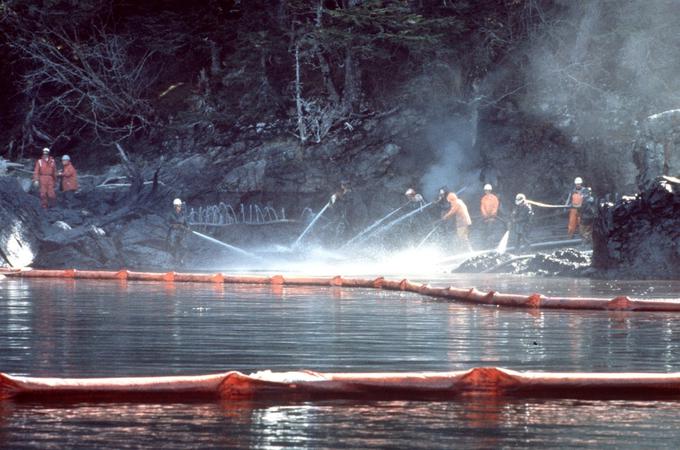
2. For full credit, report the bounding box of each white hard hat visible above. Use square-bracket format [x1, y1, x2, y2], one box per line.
[483, 184, 492, 191]
[515, 193, 526, 205]
[61, 155, 70, 161]
[405, 188, 416, 196]
[173, 198, 182, 206]
[574, 177, 583, 185]
[42, 147, 50, 154]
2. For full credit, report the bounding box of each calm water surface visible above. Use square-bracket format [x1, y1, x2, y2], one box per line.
[1, 276, 680, 448]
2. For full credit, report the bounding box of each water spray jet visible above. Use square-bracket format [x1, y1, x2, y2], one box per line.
[293, 202, 331, 247]
[342, 203, 409, 248]
[354, 201, 434, 244]
[191, 231, 260, 259]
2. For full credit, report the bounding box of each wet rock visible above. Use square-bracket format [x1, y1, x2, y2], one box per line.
[0, 177, 42, 268]
[53, 221, 72, 231]
[114, 214, 173, 268]
[455, 248, 592, 277]
[593, 176, 679, 279]
[521, 249, 592, 277]
[37, 226, 123, 269]
[453, 252, 513, 272]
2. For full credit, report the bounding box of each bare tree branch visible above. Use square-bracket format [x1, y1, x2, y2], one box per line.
[6, 10, 157, 147]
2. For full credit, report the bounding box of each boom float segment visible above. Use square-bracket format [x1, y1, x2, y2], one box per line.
[4, 368, 680, 402]
[2, 268, 679, 312]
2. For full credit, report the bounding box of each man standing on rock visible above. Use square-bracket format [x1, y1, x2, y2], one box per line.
[403, 187, 428, 244]
[32, 147, 57, 208]
[329, 179, 368, 246]
[405, 188, 425, 208]
[58, 155, 78, 208]
[511, 193, 533, 253]
[442, 192, 472, 252]
[167, 198, 190, 266]
[565, 176, 586, 239]
[578, 187, 597, 246]
[480, 183, 500, 247]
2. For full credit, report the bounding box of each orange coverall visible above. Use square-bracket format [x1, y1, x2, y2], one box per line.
[33, 157, 57, 208]
[480, 193, 499, 220]
[443, 193, 472, 250]
[567, 189, 584, 238]
[61, 163, 78, 192]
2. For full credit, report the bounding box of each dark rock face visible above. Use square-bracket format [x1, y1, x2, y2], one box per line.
[593, 176, 680, 279]
[0, 177, 42, 268]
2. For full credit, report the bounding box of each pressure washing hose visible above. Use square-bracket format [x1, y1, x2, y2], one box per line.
[416, 221, 443, 249]
[526, 200, 569, 209]
[343, 202, 409, 248]
[294, 202, 331, 246]
[191, 231, 260, 259]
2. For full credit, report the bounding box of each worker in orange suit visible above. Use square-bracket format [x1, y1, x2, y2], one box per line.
[565, 177, 586, 239]
[58, 154, 78, 207]
[442, 192, 472, 252]
[32, 147, 57, 208]
[480, 183, 500, 246]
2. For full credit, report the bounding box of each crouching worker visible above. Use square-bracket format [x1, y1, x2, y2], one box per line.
[511, 194, 533, 253]
[442, 192, 472, 252]
[167, 198, 190, 266]
[59, 155, 78, 208]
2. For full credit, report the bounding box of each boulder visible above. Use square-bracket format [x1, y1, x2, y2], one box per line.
[454, 249, 592, 276]
[593, 176, 679, 279]
[0, 177, 42, 268]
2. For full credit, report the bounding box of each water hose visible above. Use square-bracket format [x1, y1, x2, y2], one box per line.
[527, 200, 569, 209]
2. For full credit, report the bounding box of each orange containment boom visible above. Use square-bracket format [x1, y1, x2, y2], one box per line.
[3, 368, 680, 403]
[2, 268, 680, 312]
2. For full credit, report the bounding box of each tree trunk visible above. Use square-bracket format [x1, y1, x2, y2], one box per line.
[208, 39, 221, 77]
[294, 43, 308, 143]
[314, 1, 340, 107]
[342, 45, 361, 114]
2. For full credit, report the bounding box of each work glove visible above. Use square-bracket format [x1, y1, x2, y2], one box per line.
[330, 194, 337, 204]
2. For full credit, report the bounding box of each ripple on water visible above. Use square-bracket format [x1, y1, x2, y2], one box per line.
[1, 277, 680, 448]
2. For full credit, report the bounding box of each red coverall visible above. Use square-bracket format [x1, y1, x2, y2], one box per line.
[61, 162, 78, 192]
[33, 157, 57, 208]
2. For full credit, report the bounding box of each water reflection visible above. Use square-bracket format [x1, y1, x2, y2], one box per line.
[1, 397, 678, 449]
[1, 278, 680, 447]
[1, 279, 680, 376]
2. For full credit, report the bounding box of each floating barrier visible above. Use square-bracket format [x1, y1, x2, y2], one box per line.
[1, 268, 679, 312]
[3, 367, 680, 403]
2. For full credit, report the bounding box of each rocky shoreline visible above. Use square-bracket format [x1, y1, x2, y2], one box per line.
[0, 158, 677, 279]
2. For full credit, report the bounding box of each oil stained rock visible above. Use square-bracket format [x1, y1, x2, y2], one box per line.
[593, 176, 679, 279]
